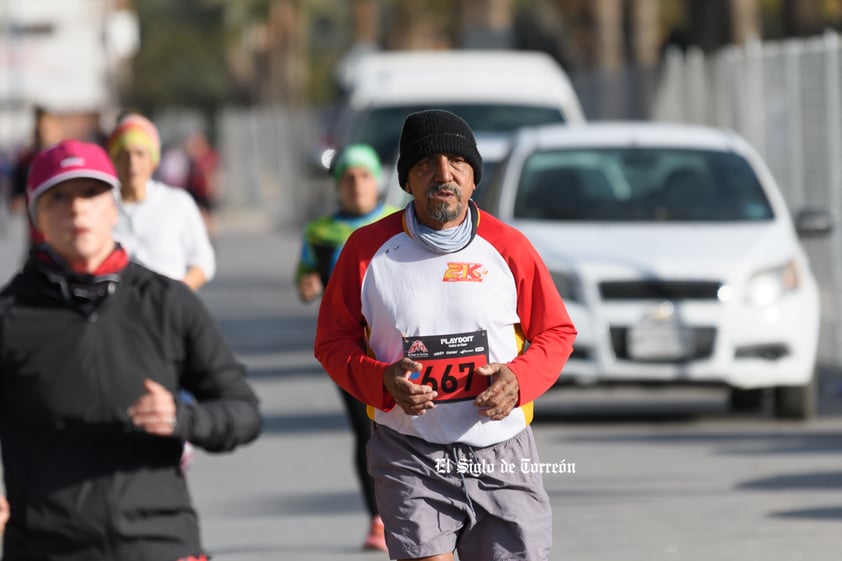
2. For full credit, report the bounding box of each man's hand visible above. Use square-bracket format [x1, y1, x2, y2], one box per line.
[128, 379, 178, 436]
[384, 358, 438, 415]
[297, 273, 323, 303]
[474, 363, 519, 420]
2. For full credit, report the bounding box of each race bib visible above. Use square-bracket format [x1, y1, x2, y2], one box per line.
[402, 330, 490, 402]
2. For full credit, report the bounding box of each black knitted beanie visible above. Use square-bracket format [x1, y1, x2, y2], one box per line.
[396, 109, 483, 190]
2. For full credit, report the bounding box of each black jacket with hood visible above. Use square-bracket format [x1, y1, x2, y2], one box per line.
[0, 252, 262, 561]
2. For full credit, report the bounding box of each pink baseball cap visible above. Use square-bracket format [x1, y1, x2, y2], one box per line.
[27, 139, 121, 221]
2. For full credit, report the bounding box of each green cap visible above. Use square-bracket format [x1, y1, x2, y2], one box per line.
[331, 144, 382, 182]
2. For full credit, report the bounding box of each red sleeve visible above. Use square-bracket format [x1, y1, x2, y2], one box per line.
[313, 215, 402, 411]
[478, 213, 577, 405]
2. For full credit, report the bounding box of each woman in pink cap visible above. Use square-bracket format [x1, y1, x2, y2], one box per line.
[0, 139, 261, 561]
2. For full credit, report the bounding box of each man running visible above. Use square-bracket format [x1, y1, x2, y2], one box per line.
[314, 110, 576, 561]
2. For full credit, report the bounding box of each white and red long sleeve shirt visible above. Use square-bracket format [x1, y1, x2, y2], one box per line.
[314, 206, 576, 447]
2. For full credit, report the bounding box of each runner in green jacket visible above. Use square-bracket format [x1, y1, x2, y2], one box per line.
[295, 143, 398, 551]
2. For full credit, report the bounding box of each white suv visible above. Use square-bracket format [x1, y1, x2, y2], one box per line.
[477, 122, 833, 419]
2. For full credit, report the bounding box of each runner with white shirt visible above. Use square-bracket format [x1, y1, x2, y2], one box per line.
[107, 113, 215, 291]
[107, 112, 216, 471]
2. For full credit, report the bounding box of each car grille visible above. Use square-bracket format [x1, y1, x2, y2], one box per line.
[610, 326, 716, 362]
[599, 280, 722, 301]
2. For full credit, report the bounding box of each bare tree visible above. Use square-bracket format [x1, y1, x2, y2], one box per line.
[386, 0, 451, 50]
[781, 0, 824, 37]
[263, 0, 309, 106]
[731, 0, 760, 43]
[352, 0, 379, 45]
[686, 0, 730, 52]
[630, 0, 661, 66]
[592, 0, 623, 70]
[455, 0, 514, 48]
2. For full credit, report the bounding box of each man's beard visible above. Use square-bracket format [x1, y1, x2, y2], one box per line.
[425, 183, 464, 224]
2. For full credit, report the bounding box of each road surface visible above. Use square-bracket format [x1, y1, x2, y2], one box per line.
[2, 209, 841, 561]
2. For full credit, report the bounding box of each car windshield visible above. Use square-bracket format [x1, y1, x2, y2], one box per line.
[512, 147, 775, 222]
[351, 104, 564, 164]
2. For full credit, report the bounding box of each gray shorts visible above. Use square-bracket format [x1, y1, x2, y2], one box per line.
[367, 424, 552, 561]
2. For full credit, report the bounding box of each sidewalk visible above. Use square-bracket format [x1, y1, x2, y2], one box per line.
[215, 207, 281, 236]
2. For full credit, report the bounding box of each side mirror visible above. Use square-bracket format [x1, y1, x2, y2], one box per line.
[795, 209, 833, 238]
[305, 146, 336, 177]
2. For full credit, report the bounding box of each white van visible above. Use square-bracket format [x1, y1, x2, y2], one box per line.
[314, 49, 586, 178]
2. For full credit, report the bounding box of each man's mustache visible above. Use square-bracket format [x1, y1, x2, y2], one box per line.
[426, 183, 461, 198]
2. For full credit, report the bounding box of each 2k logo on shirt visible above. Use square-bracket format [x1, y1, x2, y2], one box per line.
[442, 262, 486, 282]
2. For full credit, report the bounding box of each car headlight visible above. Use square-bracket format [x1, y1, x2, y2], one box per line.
[320, 148, 337, 170]
[551, 271, 582, 303]
[746, 260, 799, 306]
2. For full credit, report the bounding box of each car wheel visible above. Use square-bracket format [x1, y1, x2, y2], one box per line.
[729, 388, 765, 412]
[773, 376, 816, 420]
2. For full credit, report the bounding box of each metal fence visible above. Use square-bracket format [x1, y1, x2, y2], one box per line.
[651, 31, 842, 368]
[215, 105, 333, 230]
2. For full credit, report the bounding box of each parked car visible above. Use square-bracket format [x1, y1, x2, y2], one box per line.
[310, 49, 586, 177]
[476, 121, 833, 419]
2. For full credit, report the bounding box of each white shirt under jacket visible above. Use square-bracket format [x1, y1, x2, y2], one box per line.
[114, 180, 216, 282]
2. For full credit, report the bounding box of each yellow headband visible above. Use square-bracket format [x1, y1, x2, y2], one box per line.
[107, 115, 161, 166]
